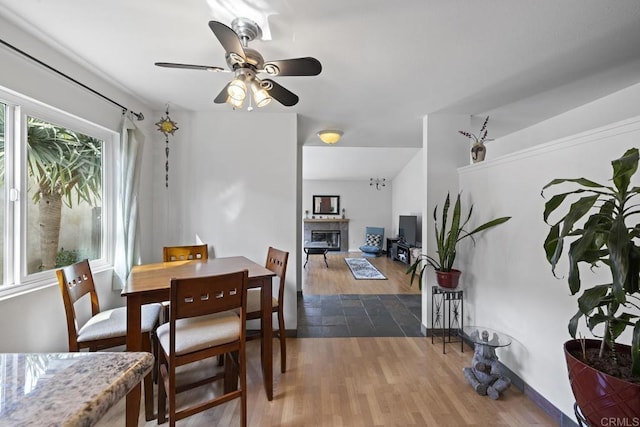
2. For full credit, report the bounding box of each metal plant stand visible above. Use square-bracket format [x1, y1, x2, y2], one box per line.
[431, 286, 464, 354]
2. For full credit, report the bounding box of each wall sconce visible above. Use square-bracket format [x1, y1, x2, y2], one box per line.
[317, 129, 343, 144]
[370, 178, 386, 190]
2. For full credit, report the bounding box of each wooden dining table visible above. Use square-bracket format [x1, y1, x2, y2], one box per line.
[122, 256, 276, 426]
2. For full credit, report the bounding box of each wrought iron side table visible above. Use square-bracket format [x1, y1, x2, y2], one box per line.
[431, 285, 464, 354]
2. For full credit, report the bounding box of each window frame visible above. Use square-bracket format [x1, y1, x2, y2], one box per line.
[0, 87, 118, 299]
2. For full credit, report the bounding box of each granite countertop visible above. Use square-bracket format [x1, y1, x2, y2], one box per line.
[0, 351, 154, 427]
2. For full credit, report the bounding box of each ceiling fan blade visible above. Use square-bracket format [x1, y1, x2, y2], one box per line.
[214, 83, 231, 104]
[263, 79, 299, 106]
[208, 20, 246, 62]
[155, 62, 227, 72]
[262, 57, 322, 76]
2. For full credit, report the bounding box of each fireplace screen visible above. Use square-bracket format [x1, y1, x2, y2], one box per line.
[311, 230, 341, 251]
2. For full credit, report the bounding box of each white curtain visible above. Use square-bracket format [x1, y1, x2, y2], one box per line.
[113, 116, 144, 290]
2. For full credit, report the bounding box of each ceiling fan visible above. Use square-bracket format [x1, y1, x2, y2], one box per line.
[155, 18, 322, 109]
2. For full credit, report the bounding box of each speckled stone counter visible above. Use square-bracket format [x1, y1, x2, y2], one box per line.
[0, 352, 153, 427]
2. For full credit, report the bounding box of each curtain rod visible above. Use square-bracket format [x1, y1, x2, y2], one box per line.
[0, 38, 144, 121]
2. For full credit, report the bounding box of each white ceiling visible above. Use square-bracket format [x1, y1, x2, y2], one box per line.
[1, 1, 640, 180]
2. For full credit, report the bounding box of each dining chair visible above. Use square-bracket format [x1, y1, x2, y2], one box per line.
[157, 270, 248, 427]
[161, 244, 210, 323]
[162, 244, 208, 262]
[56, 259, 162, 421]
[246, 246, 289, 373]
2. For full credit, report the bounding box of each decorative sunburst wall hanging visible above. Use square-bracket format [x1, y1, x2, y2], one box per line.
[155, 104, 179, 188]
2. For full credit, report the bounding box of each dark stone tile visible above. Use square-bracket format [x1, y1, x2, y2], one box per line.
[346, 315, 373, 328]
[298, 315, 323, 326]
[364, 305, 388, 316]
[298, 293, 422, 339]
[322, 325, 350, 337]
[341, 299, 363, 308]
[321, 305, 344, 316]
[369, 314, 397, 328]
[397, 294, 421, 308]
[392, 312, 420, 326]
[408, 307, 422, 318]
[298, 307, 321, 317]
[348, 324, 378, 337]
[374, 324, 405, 337]
[322, 315, 347, 326]
[399, 323, 424, 337]
[301, 297, 322, 308]
[342, 306, 367, 316]
[297, 326, 323, 338]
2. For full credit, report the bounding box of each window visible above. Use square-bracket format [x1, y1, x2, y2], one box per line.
[0, 90, 117, 294]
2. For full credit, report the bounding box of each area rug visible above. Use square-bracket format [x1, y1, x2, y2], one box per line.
[344, 258, 387, 280]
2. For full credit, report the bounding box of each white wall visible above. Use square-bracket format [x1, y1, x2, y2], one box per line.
[458, 111, 640, 419]
[391, 149, 423, 240]
[422, 114, 470, 326]
[151, 111, 300, 329]
[0, 15, 154, 351]
[303, 180, 392, 252]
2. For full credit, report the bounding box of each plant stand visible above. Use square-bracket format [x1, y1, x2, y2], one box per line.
[431, 286, 464, 354]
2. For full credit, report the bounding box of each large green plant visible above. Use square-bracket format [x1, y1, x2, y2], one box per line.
[407, 192, 511, 289]
[542, 147, 640, 376]
[0, 114, 102, 271]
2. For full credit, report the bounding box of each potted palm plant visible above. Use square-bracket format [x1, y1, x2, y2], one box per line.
[406, 192, 510, 289]
[542, 147, 640, 425]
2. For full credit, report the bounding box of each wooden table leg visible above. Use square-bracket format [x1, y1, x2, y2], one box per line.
[260, 277, 273, 400]
[126, 296, 143, 426]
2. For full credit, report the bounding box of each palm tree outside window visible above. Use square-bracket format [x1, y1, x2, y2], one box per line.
[0, 97, 109, 288]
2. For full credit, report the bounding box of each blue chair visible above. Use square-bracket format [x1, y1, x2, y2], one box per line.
[359, 227, 384, 256]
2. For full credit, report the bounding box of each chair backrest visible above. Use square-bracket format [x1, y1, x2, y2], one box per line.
[56, 259, 100, 350]
[364, 227, 384, 247]
[265, 247, 289, 304]
[168, 270, 248, 352]
[163, 244, 208, 262]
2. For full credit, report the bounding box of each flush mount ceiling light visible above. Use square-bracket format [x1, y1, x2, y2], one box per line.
[317, 130, 343, 144]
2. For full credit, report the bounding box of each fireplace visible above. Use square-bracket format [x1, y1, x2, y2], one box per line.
[311, 230, 341, 251]
[303, 218, 349, 252]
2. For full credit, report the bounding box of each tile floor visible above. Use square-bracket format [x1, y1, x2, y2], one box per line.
[297, 293, 423, 338]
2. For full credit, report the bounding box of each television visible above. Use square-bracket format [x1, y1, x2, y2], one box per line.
[398, 215, 419, 246]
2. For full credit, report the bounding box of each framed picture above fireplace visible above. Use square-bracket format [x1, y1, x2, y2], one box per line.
[313, 195, 340, 215]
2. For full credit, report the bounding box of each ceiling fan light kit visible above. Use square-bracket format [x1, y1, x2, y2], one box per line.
[317, 130, 343, 144]
[155, 17, 322, 111]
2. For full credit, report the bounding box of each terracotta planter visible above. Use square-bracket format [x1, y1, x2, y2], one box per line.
[435, 269, 461, 288]
[564, 339, 640, 426]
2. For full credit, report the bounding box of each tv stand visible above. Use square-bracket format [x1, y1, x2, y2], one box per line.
[392, 241, 413, 265]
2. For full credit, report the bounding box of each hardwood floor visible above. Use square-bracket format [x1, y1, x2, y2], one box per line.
[97, 253, 557, 426]
[99, 338, 556, 426]
[303, 252, 421, 295]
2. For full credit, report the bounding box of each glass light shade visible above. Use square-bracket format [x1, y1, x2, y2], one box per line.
[228, 77, 247, 101]
[250, 80, 271, 108]
[317, 130, 343, 144]
[226, 96, 244, 109]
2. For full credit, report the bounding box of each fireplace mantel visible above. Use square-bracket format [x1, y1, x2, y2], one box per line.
[304, 218, 349, 223]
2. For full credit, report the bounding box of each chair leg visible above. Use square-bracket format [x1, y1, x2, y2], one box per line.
[142, 333, 155, 421]
[239, 348, 247, 427]
[277, 309, 287, 373]
[158, 352, 167, 424]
